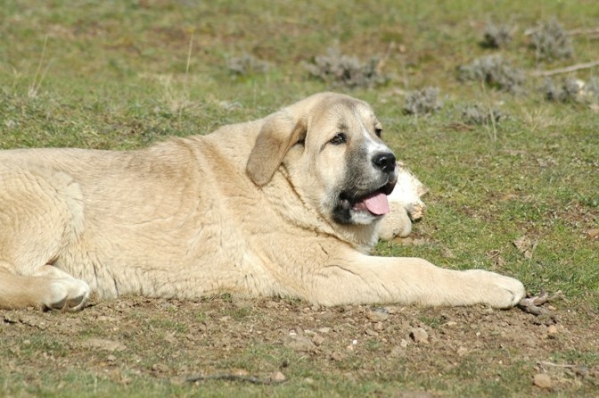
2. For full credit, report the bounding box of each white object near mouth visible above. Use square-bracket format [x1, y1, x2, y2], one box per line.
[377, 162, 428, 241]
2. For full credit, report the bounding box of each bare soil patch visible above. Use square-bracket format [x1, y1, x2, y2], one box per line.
[2, 295, 598, 396]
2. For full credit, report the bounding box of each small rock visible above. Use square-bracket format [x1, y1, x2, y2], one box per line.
[383, 306, 402, 314]
[106, 354, 117, 362]
[331, 351, 347, 361]
[533, 373, 552, 389]
[547, 325, 558, 336]
[400, 339, 409, 348]
[163, 332, 177, 344]
[81, 338, 127, 352]
[285, 335, 314, 352]
[410, 328, 429, 344]
[312, 334, 325, 346]
[367, 308, 390, 322]
[270, 371, 286, 382]
[457, 346, 468, 356]
[390, 346, 404, 358]
[374, 322, 384, 331]
[365, 328, 378, 336]
[443, 321, 457, 327]
[317, 327, 331, 334]
[151, 363, 169, 373]
[345, 339, 358, 352]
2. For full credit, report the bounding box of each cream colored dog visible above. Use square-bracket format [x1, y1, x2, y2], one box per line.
[0, 92, 525, 311]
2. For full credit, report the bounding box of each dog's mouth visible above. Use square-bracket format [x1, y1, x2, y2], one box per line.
[339, 180, 397, 217]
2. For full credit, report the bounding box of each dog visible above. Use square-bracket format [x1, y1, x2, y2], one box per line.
[0, 92, 525, 311]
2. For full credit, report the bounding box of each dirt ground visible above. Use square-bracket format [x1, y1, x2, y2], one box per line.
[2, 291, 598, 396]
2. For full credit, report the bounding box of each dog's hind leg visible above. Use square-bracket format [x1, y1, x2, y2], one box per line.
[0, 166, 90, 310]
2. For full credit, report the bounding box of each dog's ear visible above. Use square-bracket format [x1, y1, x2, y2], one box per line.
[246, 112, 306, 186]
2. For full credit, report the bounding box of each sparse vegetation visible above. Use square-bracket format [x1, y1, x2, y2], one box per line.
[482, 22, 514, 49]
[457, 55, 525, 93]
[403, 87, 443, 115]
[227, 53, 271, 76]
[543, 77, 599, 103]
[529, 19, 574, 61]
[461, 104, 505, 125]
[306, 48, 387, 89]
[543, 77, 583, 102]
[1, 1, 598, 397]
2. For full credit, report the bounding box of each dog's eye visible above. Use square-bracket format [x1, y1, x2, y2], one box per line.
[296, 138, 305, 146]
[329, 133, 347, 145]
[375, 127, 383, 137]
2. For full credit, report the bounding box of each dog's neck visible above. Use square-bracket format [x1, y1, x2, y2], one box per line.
[264, 165, 378, 253]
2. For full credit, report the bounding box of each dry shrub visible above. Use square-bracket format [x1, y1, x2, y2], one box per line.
[530, 19, 574, 61]
[482, 23, 514, 49]
[227, 53, 271, 76]
[461, 104, 505, 125]
[543, 77, 599, 103]
[458, 55, 524, 93]
[403, 87, 443, 115]
[306, 48, 387, 89]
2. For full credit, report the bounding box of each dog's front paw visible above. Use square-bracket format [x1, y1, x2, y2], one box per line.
[466, 270, 526, 308]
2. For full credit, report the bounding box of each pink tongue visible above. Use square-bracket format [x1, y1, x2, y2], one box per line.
[362, 192, 390, 215]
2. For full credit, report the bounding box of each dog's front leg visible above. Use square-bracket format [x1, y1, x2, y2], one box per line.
[309, 254, 525, 308]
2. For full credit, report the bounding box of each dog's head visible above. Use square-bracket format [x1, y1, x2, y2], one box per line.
[247, 92, 398, 227]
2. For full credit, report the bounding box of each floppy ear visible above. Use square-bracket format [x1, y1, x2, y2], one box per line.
[246, 112, 306, 186]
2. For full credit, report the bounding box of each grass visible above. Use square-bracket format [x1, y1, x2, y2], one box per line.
[1, 0, 599, 396]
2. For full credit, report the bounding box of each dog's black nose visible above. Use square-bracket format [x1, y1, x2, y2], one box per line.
[372, 152, 396, 173]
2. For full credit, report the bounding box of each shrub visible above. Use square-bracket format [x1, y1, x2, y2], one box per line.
[529, 19, 574, 61]
[227, 53, 271, 76]
[403, 87, 443, 115]
[482, 23, 513, 49]
[306, 48, 387, 89]
[461, 104, 505, 125]
[458, 55, 524, 93]
[543, 77, 599, 103]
